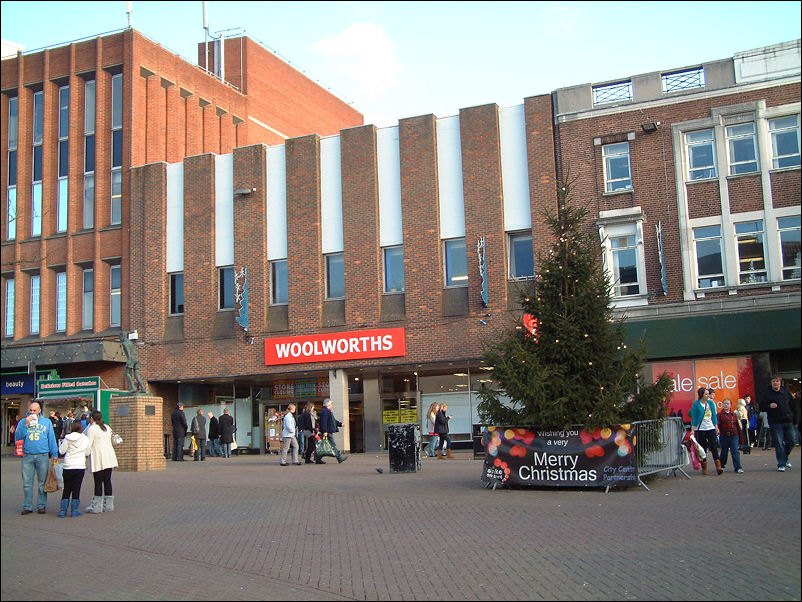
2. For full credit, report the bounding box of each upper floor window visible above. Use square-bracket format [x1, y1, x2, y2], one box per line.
[110, 74, 123, 226]
[508, 232, 534, 279]
[593, 81, 632, 105]
[109, 264, 121, 327]
[383, 246, 405, 293]
[769, 115, 801, 169]
[325, 253, 345, 299]
[602, 142, 632, 192]
[271, 260, 288, 305]
[4, 278, 14, 338]
[444, 238, 468, 287]
[686, 129, 717, 180]
[219, 266, 234, 310]
[778, 215, 801, 280]
[726, 123, 758, 175]
[662, 67, 705, 93]
[610, 234, 641, 296]
[82, 268, 93, 330]
[734, 221, 767, 284]
[169, 272, 184, 315]
[30, 274, 40, 335]
[693, 225, 725, 288]
[6, 96, 17, 241]
[55, 271, 67, 332]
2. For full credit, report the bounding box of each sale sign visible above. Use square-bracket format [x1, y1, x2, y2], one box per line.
[265, 328, 406, 366]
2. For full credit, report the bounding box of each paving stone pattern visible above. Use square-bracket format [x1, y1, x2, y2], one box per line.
[1, 448, 799, 601]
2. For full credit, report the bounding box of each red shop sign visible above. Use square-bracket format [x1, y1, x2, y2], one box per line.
[265, 328, 406, 366]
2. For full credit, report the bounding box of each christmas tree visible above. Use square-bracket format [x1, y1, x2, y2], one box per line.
[477, 178, 671, 429]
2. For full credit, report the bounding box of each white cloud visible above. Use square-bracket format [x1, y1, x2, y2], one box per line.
[312, 22, 404, 100]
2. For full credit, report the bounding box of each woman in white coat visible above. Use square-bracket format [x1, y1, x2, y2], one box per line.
[84, 410, 118, 513]
[57, 421, 90, 517]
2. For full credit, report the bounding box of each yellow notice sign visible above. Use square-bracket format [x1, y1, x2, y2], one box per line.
[382, 410, 400, 424]
[400, 409, 418, 423]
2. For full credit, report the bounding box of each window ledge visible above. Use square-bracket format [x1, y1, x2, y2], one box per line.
[610, 294, 649, 308]
[382, 290, 405, 295]
[725, 171, 760, 180]
[685, 177, 718, 185]
[45, 232, 67, 240]
[99, 224, 122, 232]
[769, 165, 801, 174]
[694, 280, 781, 297]
[602, 188, 633, 197]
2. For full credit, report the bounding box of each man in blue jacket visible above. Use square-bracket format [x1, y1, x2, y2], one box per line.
[14, 402, 59, 514]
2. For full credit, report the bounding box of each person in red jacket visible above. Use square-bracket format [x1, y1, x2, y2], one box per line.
[717, 398, 743, 474]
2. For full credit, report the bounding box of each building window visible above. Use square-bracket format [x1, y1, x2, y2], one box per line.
[84, 80, 96, 229]
[219, 266, 234, 310]
[444, 238, 468, 287]
[693, 225, 725, 288]
[325, 253, 345, 299]
[32, 91, 43, 237]
[4, 278, 13, 337]
[110, 74, 123, 225]
[592, 81, 632, 105]
[109, 264, 121, 326]
[602, 142, 632, 192]
[57, 179, 68, 233]
[726, 123, 758, 175]
[508, 232, 534, 279]
[769, 115, 801, 169]
[270, 260, 288, 305]
[30, 274, 40, 335]
[383, 246, 405, 293]
[610, 234, 641, 296]
[83, 174, 94, 230]
[6, 95, 17, 241]
[662, 67, 705, 93]
[55, 271, 66, 332]
[778, 216, 801, 280]
[82, 268, 93, 330]
[686, 129, 716, 180]
[31, 183, 42, 237]
[734, 221, 767, 284]
[169, 272, 184, 314]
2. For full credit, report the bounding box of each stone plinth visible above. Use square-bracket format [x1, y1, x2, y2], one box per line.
[108, 395, 166, 472]
[387, 423, 421, 473]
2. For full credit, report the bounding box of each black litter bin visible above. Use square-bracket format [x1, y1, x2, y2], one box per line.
[387, 423, 421, 473]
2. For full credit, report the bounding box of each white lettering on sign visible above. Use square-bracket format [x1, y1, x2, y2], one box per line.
[266, 329, 405, 365]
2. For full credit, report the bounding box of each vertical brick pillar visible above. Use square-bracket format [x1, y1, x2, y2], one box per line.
[108, 394, 166, 471]
[524, 95, 557, 264]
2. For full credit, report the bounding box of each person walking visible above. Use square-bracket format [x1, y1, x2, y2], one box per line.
[84, 411, 119, 513]
[207, 411, 222, 457]
[690, 387, 723, 475]
[718, 398, 744, 474]
[15, 402, 59, 515]
[190, 409, 207, 461]
[219, 408, 235, 458]
[759, 375, 796, 472]
[298, 402, 317, 464]
[171, 402, 188, 461]
[425, 402, 440, 458]
[435, 403, 455, 459]
[280, 404, 301, 466]
[736, 398, 751, 454]
[316, 399, 347, 464]
[57, 421, 90, 517]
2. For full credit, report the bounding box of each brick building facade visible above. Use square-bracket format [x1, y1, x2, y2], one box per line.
[0, 28, 362, 445]
[2, 30, 799, 457]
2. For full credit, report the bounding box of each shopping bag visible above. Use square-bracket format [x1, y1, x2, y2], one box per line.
[230, 439, 238, 451]
[690, 444, 701, 471]
[111, 429, 123, 446]
[44, 458, 61, 493]
[315, 435, 336, 459]
[190, 435, 198, 452]
[15, 439, 24, 457]
[54, 460, 64, 489]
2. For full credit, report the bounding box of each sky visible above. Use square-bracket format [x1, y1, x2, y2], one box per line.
[1, 1, 800, 128]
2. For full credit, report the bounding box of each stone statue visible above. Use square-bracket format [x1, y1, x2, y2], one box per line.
[119, 332, 147, 394]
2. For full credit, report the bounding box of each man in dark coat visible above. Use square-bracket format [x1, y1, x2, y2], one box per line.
[316, 399, 347, 464]
[207, 412, 222, 457]
[759, 375, 796, 472]
[170, 403, 188, 461]
[190, 409, 207, 461]
[218, 408, 235, 458]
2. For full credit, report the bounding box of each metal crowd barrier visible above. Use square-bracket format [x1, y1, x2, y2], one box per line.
[631, 417, 690, 490]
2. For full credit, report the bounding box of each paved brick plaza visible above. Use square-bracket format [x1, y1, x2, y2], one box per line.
[1, 448, 800, 601]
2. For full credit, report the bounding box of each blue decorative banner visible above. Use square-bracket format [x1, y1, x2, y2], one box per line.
[477, 236, 488, 307]
[235, 266, 249, 331]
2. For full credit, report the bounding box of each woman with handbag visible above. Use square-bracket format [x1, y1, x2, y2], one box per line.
[690, 388, 723, 475]
[84, 411, 119, 513]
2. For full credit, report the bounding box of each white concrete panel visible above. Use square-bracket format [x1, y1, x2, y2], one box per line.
[377, 126, 403, 247]
[436, 115, 465, 239]
[166, 162, 184, 273]
[267, 145, 287, 260]
[215, 154, 234, 267]
[321, 136, 344, 254]
[499, 104, 532, 232]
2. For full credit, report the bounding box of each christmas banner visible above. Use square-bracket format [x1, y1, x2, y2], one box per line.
[481, 426, 638, 489]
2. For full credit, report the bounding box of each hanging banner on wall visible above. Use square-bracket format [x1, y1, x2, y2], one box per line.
[265, 328, 406, 366]
[234, 266, 249, 331]
[481, 425, 638, 489]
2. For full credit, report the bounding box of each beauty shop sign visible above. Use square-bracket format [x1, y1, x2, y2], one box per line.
[265, 328, 406, 366]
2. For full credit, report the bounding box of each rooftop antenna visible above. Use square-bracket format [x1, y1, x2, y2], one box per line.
[126, 1, 133, 28]
[203, 0, 209, 73]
